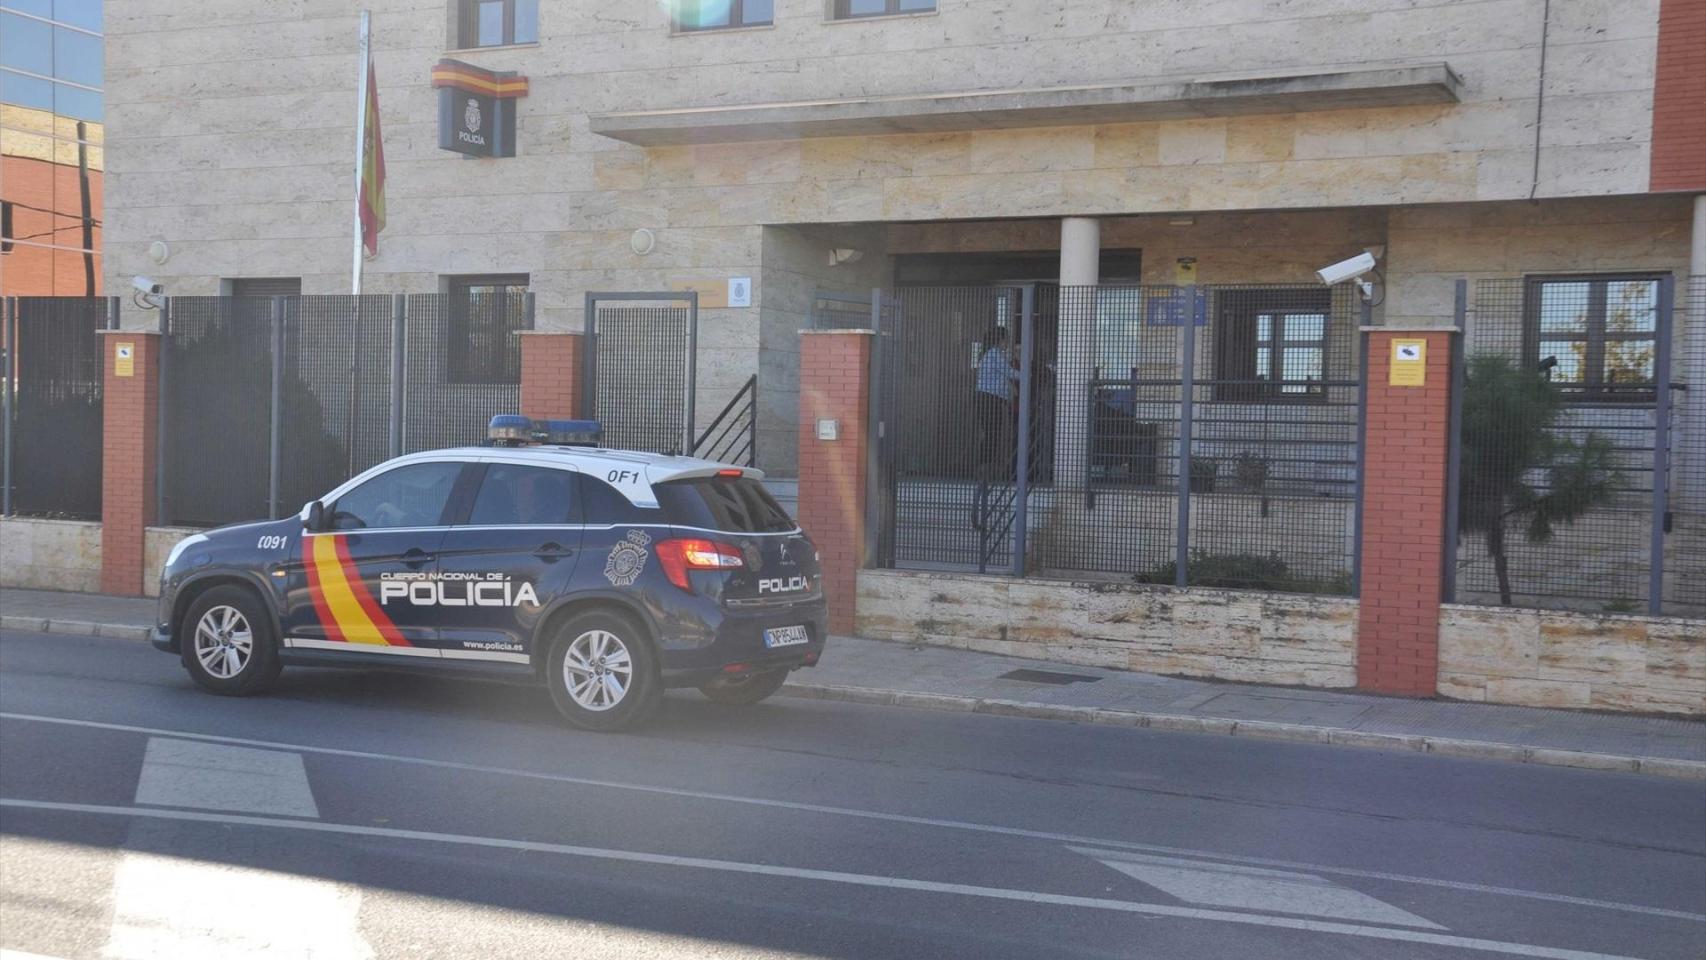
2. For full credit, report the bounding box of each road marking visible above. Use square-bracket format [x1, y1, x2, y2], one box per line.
[1073, 847, 1443, 929]
[134, 737, 319, 817]
[5, 711, 1701, 925]
[0, 799, 1653, 960]
[98, 738, 370, 959]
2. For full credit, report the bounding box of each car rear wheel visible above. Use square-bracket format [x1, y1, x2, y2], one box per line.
[698, 668, 790, 705]
[545, 610, 661, 732]
[180, 585, 282, 696]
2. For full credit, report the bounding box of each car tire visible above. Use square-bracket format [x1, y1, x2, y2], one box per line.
[179, 585, 282, 696]
[545, 609, 662, 732]
[698, 668, 790, 706]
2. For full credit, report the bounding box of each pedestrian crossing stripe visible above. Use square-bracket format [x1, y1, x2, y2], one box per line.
[303, 535, 408, 647]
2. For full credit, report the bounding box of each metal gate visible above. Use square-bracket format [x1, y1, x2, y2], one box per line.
[1, 296, 115, 520]
[874, 283, 1366, 594]
[583, 292, 697, 456]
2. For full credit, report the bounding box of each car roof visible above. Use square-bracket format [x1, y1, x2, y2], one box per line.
[324, 445, 764, 510]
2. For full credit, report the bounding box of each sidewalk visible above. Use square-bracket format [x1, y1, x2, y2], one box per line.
[4, 587, 1701, 779]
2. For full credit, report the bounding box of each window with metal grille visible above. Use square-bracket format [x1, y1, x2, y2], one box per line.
[833, 0, 935, 18]
[446, 273, 527, 384]
[225, 277, 302, 298]
[675, 0, 772, 31]
[1212, 289, 1330, 401]
[453, 0, 538, 47]
[1524, 274, 1662, 401]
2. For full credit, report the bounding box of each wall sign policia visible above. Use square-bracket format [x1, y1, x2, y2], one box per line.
[431, 59, 528, 158]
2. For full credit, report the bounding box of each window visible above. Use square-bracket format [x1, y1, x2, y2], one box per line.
[833, 0, 935, 19]
[453, 0, 537, 48]
[330, 462, 464, 530]
[1525, 275, 1662, 399]
[226, 277, 302, 299]
[1212, 290, 1330, 402]
[675, 0, 772, 31]
[467, 464, 575, 526]
[656, 476, 795, 533]
[577, 476, 666, 525]
[446, 274, 527, 384]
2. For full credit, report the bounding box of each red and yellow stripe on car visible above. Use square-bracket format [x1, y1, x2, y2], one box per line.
[303, 535, 409, 647]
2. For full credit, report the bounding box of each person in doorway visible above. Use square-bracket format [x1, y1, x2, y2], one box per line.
[975, 326, 1019, 480]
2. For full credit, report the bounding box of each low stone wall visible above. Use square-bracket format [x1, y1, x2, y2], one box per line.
[856, 569, 1357, 687]
[0, 518, 102, 593]
[144, 527, 202, 598]
[1439, 605, 1706, 716]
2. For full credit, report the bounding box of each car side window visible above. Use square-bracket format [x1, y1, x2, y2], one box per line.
[329, 462, 464, 530]
[466, 464, 575, 526]
[577, 475, 666, 525]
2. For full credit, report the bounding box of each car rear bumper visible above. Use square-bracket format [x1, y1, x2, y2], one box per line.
[658, 601, 828, 688]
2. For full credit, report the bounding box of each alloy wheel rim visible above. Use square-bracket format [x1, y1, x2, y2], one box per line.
[193, 605, 253, 679]
[563, 629, 633, 712]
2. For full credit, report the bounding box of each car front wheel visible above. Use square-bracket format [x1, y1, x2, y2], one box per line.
[180, 585, 282, 695]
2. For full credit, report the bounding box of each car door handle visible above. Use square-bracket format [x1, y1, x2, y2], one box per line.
[535, 542, 574, 560]
[401, 548, 436, 568]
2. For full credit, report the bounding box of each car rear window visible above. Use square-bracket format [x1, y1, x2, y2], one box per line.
[657, 476, 795, 533]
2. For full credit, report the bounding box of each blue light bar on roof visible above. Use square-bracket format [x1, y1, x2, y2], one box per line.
[487, 415, 603, 447]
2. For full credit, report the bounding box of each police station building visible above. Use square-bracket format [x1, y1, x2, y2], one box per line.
[75, 0, 1706, 711]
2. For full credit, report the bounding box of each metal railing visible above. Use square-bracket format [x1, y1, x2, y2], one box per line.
[1, 296, 116, 520]
[694, 374, 758, 467]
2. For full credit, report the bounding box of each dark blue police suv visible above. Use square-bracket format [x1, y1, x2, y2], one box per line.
[151, 418, 826, 731]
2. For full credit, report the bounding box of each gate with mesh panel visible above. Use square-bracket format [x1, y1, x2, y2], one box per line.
[582, 292, 698, 457]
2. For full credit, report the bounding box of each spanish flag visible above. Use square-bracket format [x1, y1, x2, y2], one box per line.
[358, 58, 386, 258]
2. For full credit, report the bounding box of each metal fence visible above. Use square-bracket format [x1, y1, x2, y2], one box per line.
[873, 283, 1365, 596]
[1446, 275, 1699, 617]
[1, 296, 115, 520]
[584, 293, 696, 457]
[159, 293, 529, 528]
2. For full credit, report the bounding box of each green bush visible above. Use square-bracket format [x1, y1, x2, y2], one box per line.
[1136, 551, 1351, 596]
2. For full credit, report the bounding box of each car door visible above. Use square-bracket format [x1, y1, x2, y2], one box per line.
[281, 460, 467, 658]
[434, 461, 582, 665]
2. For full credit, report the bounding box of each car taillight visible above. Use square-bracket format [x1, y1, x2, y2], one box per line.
[656, 538, 744, 592]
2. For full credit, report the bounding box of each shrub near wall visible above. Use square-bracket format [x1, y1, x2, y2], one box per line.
[1439, 605, 1705, 715]
[857, 569, 1358, 687]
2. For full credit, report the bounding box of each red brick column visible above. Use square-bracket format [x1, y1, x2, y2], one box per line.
[797, 330, 873, 635]
[100, 331, 160, 596]
[1651, 0, 1706, 191]
[1357, 328, 1457, 696]
[519, 332, 584, 420]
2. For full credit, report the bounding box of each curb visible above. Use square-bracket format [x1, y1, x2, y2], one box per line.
[10, 615, 1701, 782]
[780, 682, 1706, 783]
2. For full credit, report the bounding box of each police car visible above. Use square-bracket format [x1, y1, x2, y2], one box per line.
[151, 417, 826, 731]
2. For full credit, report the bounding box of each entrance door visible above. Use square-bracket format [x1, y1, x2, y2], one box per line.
[282, 460, 466, 656]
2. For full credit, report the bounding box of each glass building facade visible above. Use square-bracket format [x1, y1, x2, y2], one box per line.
[1, 0, 104, 295]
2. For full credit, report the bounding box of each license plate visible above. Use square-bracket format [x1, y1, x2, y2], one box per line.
[764, 625, 810, 648]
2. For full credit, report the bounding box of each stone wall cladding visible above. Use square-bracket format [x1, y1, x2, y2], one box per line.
[0, 518, 102, 593]
[856, 569, 1358, 688]
[143, 526, 202, 599]
[1439, 604, 1706, 715]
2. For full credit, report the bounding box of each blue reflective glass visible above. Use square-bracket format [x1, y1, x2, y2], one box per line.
[53, 24, 100, 87]
[52, 78, 100, 119]
[51, 0, 100, 32]
[513, 0, 537, 42]
[898, 0, 935, 9]
[1, 12, 53, 75]
[742, 0, 772, 24]
[477, 0, 503, 45]
[0, 66, 53, 110]
[0, 1, 54, 18]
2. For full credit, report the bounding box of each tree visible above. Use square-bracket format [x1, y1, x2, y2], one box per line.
[1457, 355, 1621, 605]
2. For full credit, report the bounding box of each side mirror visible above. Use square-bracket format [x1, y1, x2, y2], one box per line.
[304, 501, 326, 532]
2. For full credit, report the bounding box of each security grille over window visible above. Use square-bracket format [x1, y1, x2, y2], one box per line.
[872, 283, 1364, 595]
[1447, 275, 1691, 616]
[1, 296, 113, 520]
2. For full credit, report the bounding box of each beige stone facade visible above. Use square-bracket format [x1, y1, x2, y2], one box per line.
[101, 1, 1702, 473]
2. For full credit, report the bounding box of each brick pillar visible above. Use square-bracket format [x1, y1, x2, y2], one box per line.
[797, 330, 873, 635]
[519, 332, 584, 420]
[1357, 328, 1457, 696]
[100, 331, 160, 596]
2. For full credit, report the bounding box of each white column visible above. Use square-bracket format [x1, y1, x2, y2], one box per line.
[1054, 218, 1101, 489]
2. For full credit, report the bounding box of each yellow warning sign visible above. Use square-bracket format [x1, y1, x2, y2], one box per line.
[115, 342, 135, 378]
[1389, 339, 1425, 387]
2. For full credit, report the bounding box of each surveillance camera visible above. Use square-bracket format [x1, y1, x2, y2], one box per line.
[132, 276, 164, 296]
[1316, 252, 1377, 286]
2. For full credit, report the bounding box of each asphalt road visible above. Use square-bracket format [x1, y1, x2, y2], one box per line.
[1, 626, 1702, 960]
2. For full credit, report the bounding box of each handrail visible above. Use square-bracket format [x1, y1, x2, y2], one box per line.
[693, 374, 757, 466]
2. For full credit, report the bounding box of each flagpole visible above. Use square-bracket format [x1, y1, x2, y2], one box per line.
[351, 9, 371, 296]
